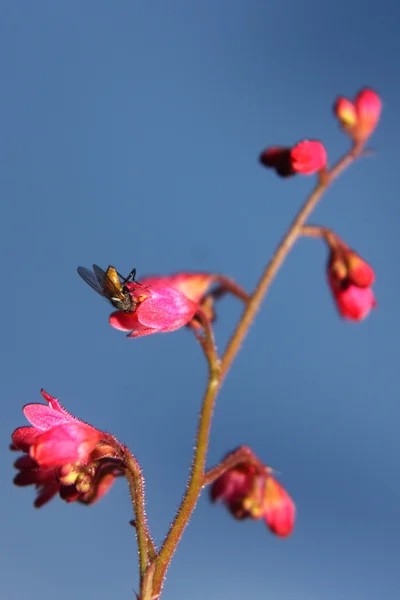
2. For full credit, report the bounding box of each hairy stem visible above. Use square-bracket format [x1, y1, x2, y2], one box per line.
[124, 447, 153, 578]
[153, 316, 220, 594]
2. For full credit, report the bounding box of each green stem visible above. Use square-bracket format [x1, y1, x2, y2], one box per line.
[153, 316, 220, 594]
[124, 447, 152, 577]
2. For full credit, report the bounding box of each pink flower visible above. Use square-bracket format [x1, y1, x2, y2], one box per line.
[327, 238, 376, 321]
[110, 281, 200, 338]
[139, 273, 216, 304]
[12, 389, 124, 507]
[210, 460, 295, 537]
[259, 140, 327, 177]
[334, 88, 381, 142]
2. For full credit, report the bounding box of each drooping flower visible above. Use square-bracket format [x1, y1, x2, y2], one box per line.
[12, 389, 124, 507]
[210, 458, 295, 537]
[109, 282, 199, 338]
[259, 140, 327, 177]
[334, 88, 381, 143]
[327, 237, 376, 321]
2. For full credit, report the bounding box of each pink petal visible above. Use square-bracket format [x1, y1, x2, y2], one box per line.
[137, 287, 197, 330]
[23, 404, 74, 430]
[334, 285, 376, 321]
[31, 422, 101, 467]
[263, 477, 295, 537]
[141, 273, 215, 304]
[110, 287, 198, 337]
[109, 311, 146, 332]
[12, 426, 42, 450]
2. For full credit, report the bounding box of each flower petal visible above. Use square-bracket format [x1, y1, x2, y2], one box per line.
[141, 274, 216, 304]
[30, 422, 102, 467]
[263, 476, 295, 537]
[23, 404, 73, 430]
[332, 285, 377, 321]
[12, 426, 42, 450]
[137, 287, 197, 330]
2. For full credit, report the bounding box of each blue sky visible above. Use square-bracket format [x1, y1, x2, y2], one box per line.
[2, 2, 400, 599]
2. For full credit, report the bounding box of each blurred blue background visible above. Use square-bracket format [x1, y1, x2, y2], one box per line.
[1, 1, 399, 599]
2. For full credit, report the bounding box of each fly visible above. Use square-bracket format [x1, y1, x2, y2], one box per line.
[77, 264, 138, 312]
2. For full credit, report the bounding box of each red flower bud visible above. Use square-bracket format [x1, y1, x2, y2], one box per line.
[327, 239, 376, 321]
[334, 88, 381, 142]
[259, 140, 327, 177]
[290, 140, 327, 175]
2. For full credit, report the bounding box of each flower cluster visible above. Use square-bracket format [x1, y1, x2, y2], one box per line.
[12, 390, 124, 507]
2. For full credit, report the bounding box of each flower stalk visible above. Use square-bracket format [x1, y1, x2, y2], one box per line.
[11, 86, 382, 600]
[152, 139, 366, 596]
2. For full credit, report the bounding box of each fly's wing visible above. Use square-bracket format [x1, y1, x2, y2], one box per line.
[77, 266, 106, 297]
[104, 266, 123, 289]
[93, 264, 124, 300]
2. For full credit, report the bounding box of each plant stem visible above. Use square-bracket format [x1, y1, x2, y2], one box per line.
[213, 275, 251, 303]
[301, 224, 336, 246]
[152, 141, 364, 597]
[124, 447, 152, 578]
[140, 563, 156, 600]
[153, 317, 220, 594]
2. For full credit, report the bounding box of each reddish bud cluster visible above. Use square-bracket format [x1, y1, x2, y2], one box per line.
[11, 390, 124, 507]
[259, 140, 327, 177]
[210, 458, 295, 537]
[334, 88, 381, 143]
